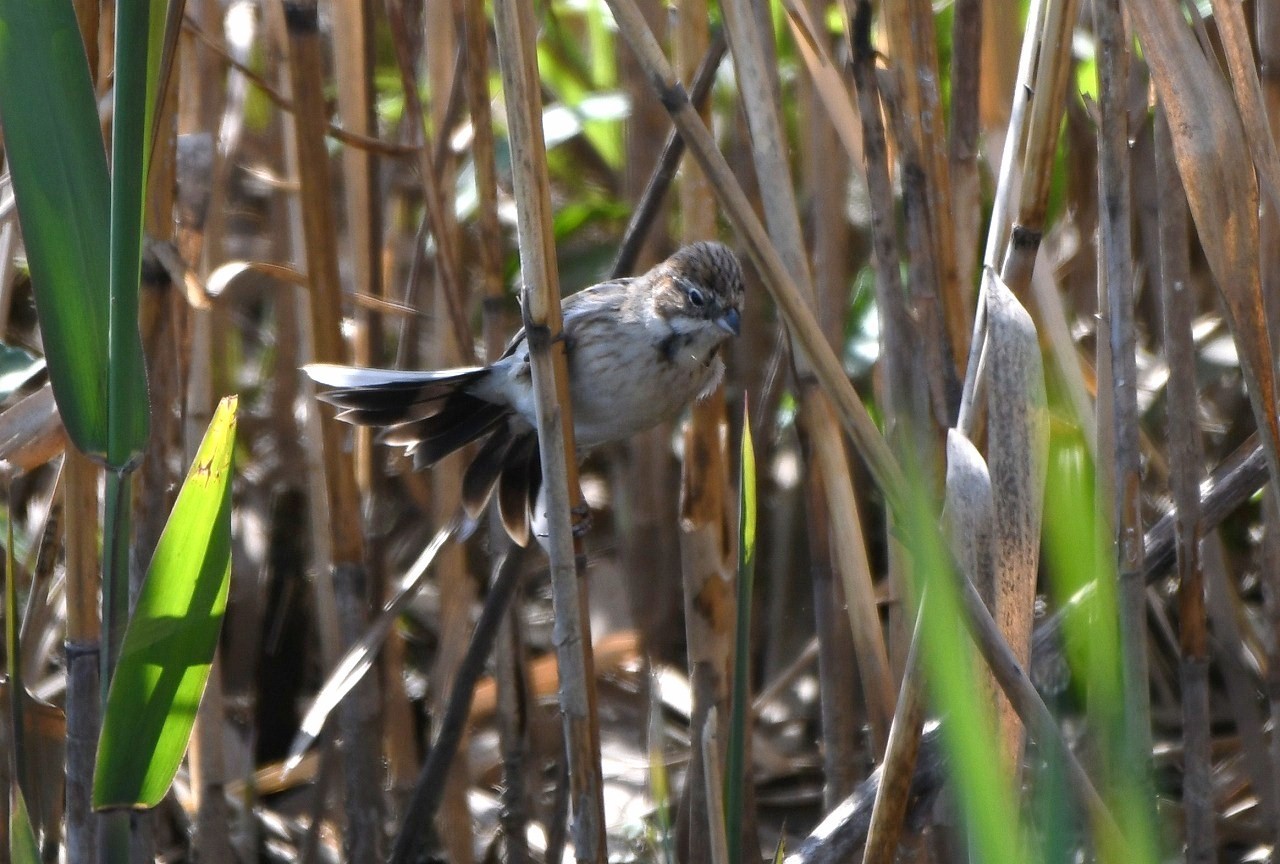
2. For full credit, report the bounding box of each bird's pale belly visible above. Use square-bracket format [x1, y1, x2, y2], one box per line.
[567, 339, 722, 448]
[481, 323, 727, 450]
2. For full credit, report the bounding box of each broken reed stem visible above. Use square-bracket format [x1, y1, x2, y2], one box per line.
[282, 4, 384, 860]
[491, 0, 607, 859]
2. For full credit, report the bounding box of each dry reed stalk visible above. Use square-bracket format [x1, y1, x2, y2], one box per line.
[721, 0, 895, 749]
[983, 273, 1049, 780]
[1004, 0, 1077, 291]
[1255, 0, 1280, 842]
[491, 550, 532, 864]
[802, 472, 860, 805]
[701, 706, 731, 864]
[453, 0, 532, 855]
[860, 604, 927, 864]
[604, 0, 905, 501]
[956, 0, 1067, 439]
[1155, 105, 1214, 862]
[951, 0, 1064, 783]
[881, 0, 966, 382]
[332, 0, 382, 491]
[491, 0, 607, 858]
[885, 0, 962, 368]
[605, 0, 1123, 841]
[876, 74, 955, 431]
[181, 15, 417, 156]
[282, 4, 385, 859]
[383, 0, 471, 359]
[796, 0, 857, 350]
[1200, 528, 1276, 800]
[778, 0, 865, 179]
[950, 0, 982, 293]
[451, 0, 532, 853]
[421, 4, 478, 860]
[1127, 0, 1280, 527]
[842, 6, 934, 845]
[63, 448, 100, 864]
[1094, 0, 1156, 815]
[671, 4, 735, 862]
[618, 0, 679, 691]
[613, 30, 726, 279]
[794, 39, 863, 767]
[457, 0, 504, 330]
[972, 0, 1040, 292]
[844, 0, 921, 684]
[1210, 0, 1280, 215]
[676, 392, 734, 864]
[978, 0, 1018, 138]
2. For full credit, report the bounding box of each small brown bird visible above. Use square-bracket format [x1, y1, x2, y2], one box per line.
[306, 241, 745, 545]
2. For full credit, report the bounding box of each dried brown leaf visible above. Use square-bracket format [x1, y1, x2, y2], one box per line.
[1126, 0, 1280, 478]
[984, 270, 1048, 767]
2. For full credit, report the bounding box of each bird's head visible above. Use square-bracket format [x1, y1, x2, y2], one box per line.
[653, 241, 745, 340]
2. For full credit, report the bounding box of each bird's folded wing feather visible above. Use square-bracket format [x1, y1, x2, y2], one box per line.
[496, 277, 634, 361]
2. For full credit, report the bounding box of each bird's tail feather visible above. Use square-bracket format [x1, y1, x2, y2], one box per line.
[305, 363, 542, 547]
[497, 433, 541, 547]
[305, 362, 498, 461]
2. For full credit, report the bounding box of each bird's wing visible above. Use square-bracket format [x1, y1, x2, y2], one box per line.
[497, 277, 635, 361]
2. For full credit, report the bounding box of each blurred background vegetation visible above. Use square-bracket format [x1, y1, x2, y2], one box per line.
[4, 0, 1280, 861]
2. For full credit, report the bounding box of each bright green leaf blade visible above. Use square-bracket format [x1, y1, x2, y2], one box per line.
[106, 0, 164, 466]
[739, 409, 757, 570]
[0, 3, 111, 458]
[725, 403, 757, 864]
[9, 785, 40, 864]
[93, 396, 238, 809]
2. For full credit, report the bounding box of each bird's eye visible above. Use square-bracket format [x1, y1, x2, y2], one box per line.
[687, 287, 706, 307]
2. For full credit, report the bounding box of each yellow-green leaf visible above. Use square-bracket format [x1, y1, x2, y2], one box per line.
[9, 784, 40, 864]
[93, 396, 237, 809]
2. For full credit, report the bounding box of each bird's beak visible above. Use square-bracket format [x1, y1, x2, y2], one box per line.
[716, 307, 742, 336]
